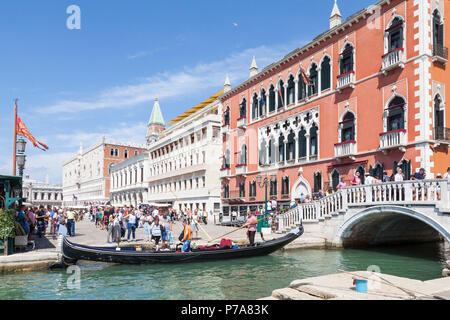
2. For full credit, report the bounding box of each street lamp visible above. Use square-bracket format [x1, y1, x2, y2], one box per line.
[16, 138, 27, 177]
[256, 173, 277, 235]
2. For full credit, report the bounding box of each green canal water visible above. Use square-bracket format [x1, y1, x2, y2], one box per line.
[0, 242, 448, 300]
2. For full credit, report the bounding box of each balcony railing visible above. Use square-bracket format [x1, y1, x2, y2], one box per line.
[220, 167, 231, 178]
[336, 71, 355, 91]
[221, 124, 230, 135]
[334, 140, 357, 159]
[434, 127, 450, 142]
[380, 129, 406, 152]
[223, 190, 245, 201]
[382, 48, 405, 72]
[237, 116, 247, 129]
[235, 164, 248, 176]
[432, 44, 448, 64]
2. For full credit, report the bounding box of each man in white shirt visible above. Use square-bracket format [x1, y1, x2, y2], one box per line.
[364, 173, 375, 185]
[152, 208, 159, 218]
[394, 168, 404, 182]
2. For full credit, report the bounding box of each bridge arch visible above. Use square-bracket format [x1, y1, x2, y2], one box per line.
[332, 205, 450, 247]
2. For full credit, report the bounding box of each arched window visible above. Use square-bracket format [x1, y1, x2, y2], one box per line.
[278, 134, 285, 162]
[223, 149, 231, 169]
[297, 73, 306, 101]
[224, 106, 230, 125]
[249, 181, 257, 197]
[259, 140, 267, 166]
[310, 124, 318, 156]
[340, 44, 354, 75]
[434, 95, 444, 139]
[286, 130, 295, 161]
[287, 75, 295, 105]
[321, 57, 331, 91]
[124, 149, 129, 159]
[281, 177, 290, 196]
[331, 170, 340, 191]
[387, 17, 404, 52]
[239, 144, 247, 165]
[223, 184, 230, 199]
[277, 80, 285, 109]
[387, 96, 406, 131]
[308, 64, 318, 96]
[239, 182, 245, 198]
[268, 139, 275, 164]
[252, 94, 258, 120]
[268, 85, 276, 112]
[298, 127, 307, 158]
[371, 163, 384, 181]
[270, 178, 278, 196]
[313, 172, 322, 193]
[239, 99, 247, 119]
[259, 89, 266, 116]
[433, 10, 444, 50]
[341, 112, 355, 142]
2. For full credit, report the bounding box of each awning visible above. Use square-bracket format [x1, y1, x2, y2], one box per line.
[167, 90, 224, 124]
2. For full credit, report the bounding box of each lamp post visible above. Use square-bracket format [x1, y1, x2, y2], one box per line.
[256, 173, 276, 235]
[16, 138, 27, 177]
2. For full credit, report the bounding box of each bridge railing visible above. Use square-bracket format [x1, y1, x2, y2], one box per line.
[278, 179, 450, 233]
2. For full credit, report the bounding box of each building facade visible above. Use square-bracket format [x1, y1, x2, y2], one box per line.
[219, 0, 449, 219]
[146, 92, 223, 216]
[22, 175, 63, 208]
[62, 137, 147, 207]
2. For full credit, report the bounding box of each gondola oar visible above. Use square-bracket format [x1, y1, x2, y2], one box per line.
[207, 216, 268, 244]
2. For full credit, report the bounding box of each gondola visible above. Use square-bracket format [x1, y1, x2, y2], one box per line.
[61, 226, 304, 265]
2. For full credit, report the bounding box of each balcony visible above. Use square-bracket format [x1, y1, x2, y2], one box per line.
[223, 190, 245, 202]
[336, 71, 355, 92]
[220, 167, 231, 178]
[237, 116, 247, 129]
[379, 129, 407, 153]
[382, 48, 405, 74]
[432, 44, 448, 64]
[235, 164, 248, 176]
[334, 140, 357, 160]
[221, 124, 230, 135]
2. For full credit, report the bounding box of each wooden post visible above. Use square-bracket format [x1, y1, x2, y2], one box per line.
[12, 100, 18, 176]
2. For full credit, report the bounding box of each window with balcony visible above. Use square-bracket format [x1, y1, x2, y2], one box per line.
[298, 72, 307, 101]
[252, 94, 258, 120]
[434, 95, 447, 140]
[278, 80, 285, 109]
[310, 124, 318, 156]
[340, 44, 354, 75]
[239, 144, 247, 165]
[269, 85, 276, 112]
[308, 64, 318, 96]
[432, 10, 447, 60]
[224, 184, 230, 199]
[224, 106, 230, 125]
[321, 56, 331, 91]
[341, 112, 355, 142]
[222, 149, 231, 169]
[287, 75, 295, 105]
[387, 96, 405, 131]
[387, 17, 404, 52]
[259, 89, 266, 116]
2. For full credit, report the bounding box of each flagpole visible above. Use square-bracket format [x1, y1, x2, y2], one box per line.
[12, 99, 18, 176]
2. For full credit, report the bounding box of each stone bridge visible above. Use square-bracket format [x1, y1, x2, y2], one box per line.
[278, 179, 450, 247]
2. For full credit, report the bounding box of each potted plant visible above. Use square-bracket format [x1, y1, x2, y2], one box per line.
[0, 209, 16, 256]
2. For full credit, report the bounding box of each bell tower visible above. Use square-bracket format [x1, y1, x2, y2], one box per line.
[146, 95, 165, 146]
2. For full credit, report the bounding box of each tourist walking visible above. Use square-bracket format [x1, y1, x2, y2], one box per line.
[161, 213, 172, 248]
[191, 211, 200, 239]
[143, 212, 152, 242]
[112, 214, 121, 246]
[35, 206, 47, 238]
[57, 210, 67, 237]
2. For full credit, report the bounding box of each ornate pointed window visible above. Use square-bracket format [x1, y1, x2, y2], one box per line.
[321, 57, 331, 91]
[341, 112, 355, 142]
[287, 75, 295, 105]
[269, 85, 276, 112]
[340, 44, 354, 75]
[387, 96, 406, 131]
[308, 64, 318, 96]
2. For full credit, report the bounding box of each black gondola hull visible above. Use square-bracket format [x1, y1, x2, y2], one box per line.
[62, 226, 303, 265]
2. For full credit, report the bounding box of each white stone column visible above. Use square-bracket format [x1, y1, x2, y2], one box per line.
[294, 79, 299, 104]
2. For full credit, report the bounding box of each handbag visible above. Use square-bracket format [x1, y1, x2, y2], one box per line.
[178, 227, 185, 242]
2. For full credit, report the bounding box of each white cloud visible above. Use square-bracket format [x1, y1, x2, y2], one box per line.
[37, 41, 301, 114]
[127, 51, 149, 60]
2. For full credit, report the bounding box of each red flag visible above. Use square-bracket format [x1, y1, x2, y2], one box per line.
[16, 117, 49, 151]
[300, 67, 312, 85]
[278, 89, 285, 107]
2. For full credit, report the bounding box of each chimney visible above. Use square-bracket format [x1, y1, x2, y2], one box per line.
[330, 0, 342, 29]
[249, 56, 258, 78]
[224, 74, 231, 93]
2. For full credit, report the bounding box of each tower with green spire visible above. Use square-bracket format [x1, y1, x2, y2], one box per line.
[146, 95, 165, 146]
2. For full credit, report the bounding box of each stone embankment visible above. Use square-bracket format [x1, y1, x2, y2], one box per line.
[443, 260, 450, 277]
[260, 271, 450, 300]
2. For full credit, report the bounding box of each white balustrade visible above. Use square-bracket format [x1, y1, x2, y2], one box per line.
[277, 179, 450, 233]
[379, 129, 406, 150]
[237, 117, 247, 128]
[334, 141, 357, 158]
[382, 48, 405, 71]
[221, 124, 230, 135]
[235, 164, 247, 176]
[336, 71, 355, 90]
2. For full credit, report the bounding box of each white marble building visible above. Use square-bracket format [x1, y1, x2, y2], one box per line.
[22, 175, 63, 208]
[110, 92, 223, 217]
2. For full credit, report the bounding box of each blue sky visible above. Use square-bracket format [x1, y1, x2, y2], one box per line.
[0, 0, 376, 184]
